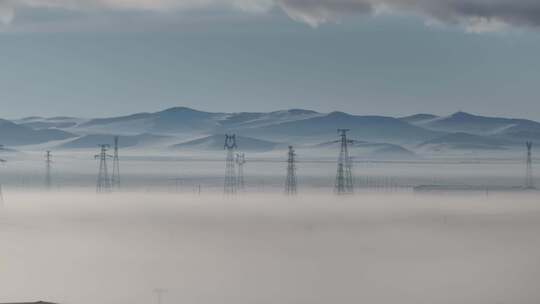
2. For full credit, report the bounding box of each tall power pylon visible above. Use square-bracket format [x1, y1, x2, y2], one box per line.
[525, 142, 535, 189]
[153, 288, 167, 304]
[45, 150, 52, 190]
[285, 145, 298, 195]
[0, 156, 6, 206]
[224, 134, 237, 195]
[95, 144, 113, 193]
[335, 129, 354, 194]
[235, 153, 246, 192]
[111, 136, 121, 189]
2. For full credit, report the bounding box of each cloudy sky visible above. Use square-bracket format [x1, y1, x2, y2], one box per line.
[1, 0, 540, 119]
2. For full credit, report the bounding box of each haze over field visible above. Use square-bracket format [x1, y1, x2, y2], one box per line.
[2, 1, 540, 303]
[1, 192, 540, 304]
[0, 144, 536, 303]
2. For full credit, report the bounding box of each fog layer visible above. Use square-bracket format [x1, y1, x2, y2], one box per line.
[1, 192, 539, 304]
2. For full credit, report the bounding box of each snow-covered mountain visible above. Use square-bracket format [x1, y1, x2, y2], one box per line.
[72, 107, 323, 136]
[3, 108, 539, 156]
[15, 116, 85, 130]
[171, 135, 280, 152]
[315, 140, 417, 160]
[238, 111, 441, 144]
[19, 107, 439, 145]
[0, 118, 77, 146]
[399, 114, 439, 124]
[404, 111, 540, 136]
[418, 132, 509, 151]
[58, 134, 173, 150]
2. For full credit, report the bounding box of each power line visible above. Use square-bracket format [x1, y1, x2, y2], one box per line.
[335, 129, 354, 195]
[95, 144, 113, 193]
[235, 153, 246, 192]
[0, 153, 6, 206]
[45, 150, 52, 190]
[153, 288, 167, 304]
[526, 141, 535, 189]
[224, 134, 237, 195]
[285, 145, 298, 195]
[111, 136, 121, 190]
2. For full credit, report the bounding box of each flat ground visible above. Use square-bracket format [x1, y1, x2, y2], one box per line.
[0, 192, 539, 304]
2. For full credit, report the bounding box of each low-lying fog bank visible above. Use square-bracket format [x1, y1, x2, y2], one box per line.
[0, 192, 539, 304]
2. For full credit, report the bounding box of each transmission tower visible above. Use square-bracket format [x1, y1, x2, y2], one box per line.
[235, 153, 246, 192]
[334, 129, 354, 195]
[95, 144, 113, 193]
[153, 288, 167, 304]
[45, 150, 52, 190]
[285, 145, 298, 195]
[525, 142, 535, 189]
[111, 136, 121, 189]
[0, 157, 6, 206]
[224, 134, 237, 195]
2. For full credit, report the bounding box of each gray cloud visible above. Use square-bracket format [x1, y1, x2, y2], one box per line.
[278, 0, 540, 31]
[277, 0, 373, 27]
[0, 1, 15, 24]
[0, 0, 540, 31]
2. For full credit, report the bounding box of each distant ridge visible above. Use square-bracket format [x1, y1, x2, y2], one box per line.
[2, 108, 539, 153]
[399, 113, 439, 123]
[408, 111, 540, 135]
[0, 119, 76, 146]
[171, 134, 280, 152]
[418, 132, 508, 150]
[315, 140, 417, 159]
[239, 111, 441, 143]
[58, 133, 171, 149]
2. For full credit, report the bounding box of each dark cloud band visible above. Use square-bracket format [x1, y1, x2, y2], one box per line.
[1, 0, 540, 31]
[278, 0, 540, 30]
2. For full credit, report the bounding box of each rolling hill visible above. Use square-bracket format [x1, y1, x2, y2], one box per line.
[315, 140, 417, 160]
[240, 112, 442, 144]
[58, 134, 171, 149]
[15, 116, 84, 130]
[418, 132, 508, 151]
[408, 111, 540, 136]
[71, 108, 440, 145]
[0, 119, 77, 146]
[171, 135, 280, 152]
[5, 108, 540, 154]
[75, 107, 322, 135]
[399, 114, 439, 124]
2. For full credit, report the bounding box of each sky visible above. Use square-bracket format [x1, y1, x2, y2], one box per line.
[1, 0, 540, 120]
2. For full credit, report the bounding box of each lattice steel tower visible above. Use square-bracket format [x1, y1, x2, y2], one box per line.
[45, 150, 52, 190]
[95, 144, 113, 193]
[526, 142, 535, 189]
[285, 145, 298, 195]
[0, 155, 6, 206]
[235, 153, 246, 192]
[224, 134, 237, 194]
[111, 136, 121, 189]
[153, 288, 167, 304]
[335, 129, 354, 194]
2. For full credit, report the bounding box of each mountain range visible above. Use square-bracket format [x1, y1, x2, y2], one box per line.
[3, 108, 539, 158]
